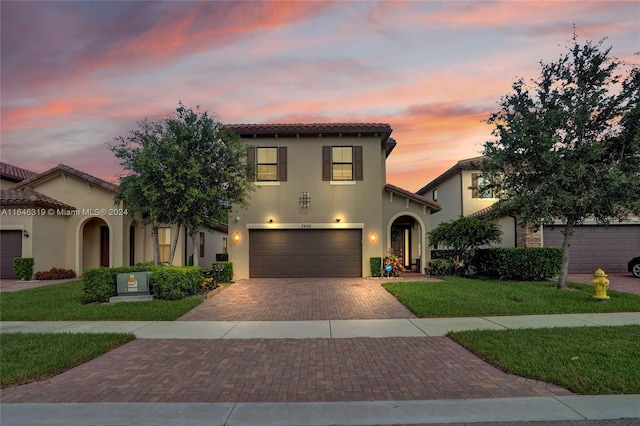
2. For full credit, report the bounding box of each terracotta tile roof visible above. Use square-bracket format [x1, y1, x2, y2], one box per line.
[0, 187, 75, 210]
[385, 183, 441, 211]
[11, 163, 118, 193]
[0, 162, 38, 183]
[225, 123, 393, 136]
[416, 155, 489, 195]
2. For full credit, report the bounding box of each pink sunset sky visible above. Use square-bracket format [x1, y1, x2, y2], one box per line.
[1, 1, 638, 192]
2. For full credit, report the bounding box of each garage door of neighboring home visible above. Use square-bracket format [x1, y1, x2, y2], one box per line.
[249, 229, 362, 278]
[544, 224, 640, 273]
[1, 230, 23, 279]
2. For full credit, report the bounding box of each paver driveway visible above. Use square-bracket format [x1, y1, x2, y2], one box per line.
[1, 275, 575, 404]
[178, 277, 426, 321]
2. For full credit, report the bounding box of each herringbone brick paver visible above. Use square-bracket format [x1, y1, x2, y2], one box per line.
[0, 337, 572, 403]
[178, 277, 424, 321]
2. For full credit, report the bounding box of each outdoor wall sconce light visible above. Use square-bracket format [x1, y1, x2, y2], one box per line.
[370, 231, 376, 242]
[336, 218, 341, 223]
[22, 230, 29, 238]
[268, 218, 274, 223]
[299, 191, 311, 208]
[233, 232, 240, 242]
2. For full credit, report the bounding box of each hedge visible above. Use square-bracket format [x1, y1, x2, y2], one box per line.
[471, 247, 562, 281]
[151, 267, 204, 300]
[34, 267, 77, 280]
[83, 265, 165, 303]
[12, 258, 34, 281]
[369, 257, 382, 277]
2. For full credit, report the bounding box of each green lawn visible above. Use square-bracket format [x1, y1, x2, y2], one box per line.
[1, 332, 135, 388]
[449, 325, 640, 394]
[0, 280, 202, 321]
[382, 276, 640, 317]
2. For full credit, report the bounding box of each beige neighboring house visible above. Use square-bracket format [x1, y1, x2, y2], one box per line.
[0, 162, 228, 279]
[226, 123, 441, 279]
[416, 156, 640, 273]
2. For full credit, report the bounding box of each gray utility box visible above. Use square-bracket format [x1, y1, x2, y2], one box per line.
[117, 272, 151, 296]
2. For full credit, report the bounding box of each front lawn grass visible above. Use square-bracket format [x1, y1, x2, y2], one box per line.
[449, 325, 640, 394]
[383, 276, 640, 317]
[0, 332, 135, 388]
[0, 280, 202, 321]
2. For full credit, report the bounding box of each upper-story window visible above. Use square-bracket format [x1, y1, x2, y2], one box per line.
[247, 147, 287, 182]
[472, 173, 493, 199]
[432, 189, 438, 202]
[257, 147, 278, 181]
[322, 146, 363, 181]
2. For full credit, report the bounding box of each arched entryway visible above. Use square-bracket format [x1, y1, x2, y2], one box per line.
[388, 214, 425, 273]
[80, 217, 110, 272]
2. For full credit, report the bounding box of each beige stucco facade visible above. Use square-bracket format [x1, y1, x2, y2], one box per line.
[227, 124, 440, 279]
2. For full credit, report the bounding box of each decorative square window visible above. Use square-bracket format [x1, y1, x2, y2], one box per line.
[199, 232, 205, 258]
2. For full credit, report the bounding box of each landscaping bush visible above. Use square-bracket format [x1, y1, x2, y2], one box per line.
[150, 267, 203, 300]
[34, 267, 77, 280]
[12, 258, 34, 281]
[83, 265, 164, 303]
[210, 262, 233, 283]
[426, 258, 455, 276]
[369, 257, 382, 277]
[471, 247, 562, 281]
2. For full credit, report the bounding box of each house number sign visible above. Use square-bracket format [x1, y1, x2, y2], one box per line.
[301, 224, 312, 229]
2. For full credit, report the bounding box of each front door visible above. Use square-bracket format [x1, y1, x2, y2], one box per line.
[390, 226, 411, 268]
[100, 226, 110, 267]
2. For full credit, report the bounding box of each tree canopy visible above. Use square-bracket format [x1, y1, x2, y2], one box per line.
[481, 34, 640, 288]
[428, 216, 502, 265]
[110, 102, 253, 266]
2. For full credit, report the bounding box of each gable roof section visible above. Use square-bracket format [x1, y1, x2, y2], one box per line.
[385, 183, 441, 212]
[416, 155, 489, 195]
[226, 123, 396, 157]
[1, 162, 38, 183]
[1, 187, 75, 210]
[11, 163, 118, 193]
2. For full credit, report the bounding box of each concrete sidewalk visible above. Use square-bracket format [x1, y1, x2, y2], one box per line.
[2, 312, 639, 338]
[3, 396, 640, 425]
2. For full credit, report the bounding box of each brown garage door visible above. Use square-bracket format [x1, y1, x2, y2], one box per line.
[1, 230, 23, 279]
[249, 229, 362, 278]
[544, 225, 640, 273]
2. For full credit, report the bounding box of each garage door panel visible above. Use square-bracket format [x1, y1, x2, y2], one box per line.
[0, 230, 23, 279]
[544, 225, 640, 273]
[249, 229, 362, 278]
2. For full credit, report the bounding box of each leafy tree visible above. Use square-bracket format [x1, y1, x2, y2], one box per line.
[110, 102, 254, 266]
[428, 216, 502, 268]
[481, 34, 640, 289]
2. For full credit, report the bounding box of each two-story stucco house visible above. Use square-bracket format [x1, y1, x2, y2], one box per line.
[417, 156, 639, 273]
[226, 123, 440, 279]
[0, 162, 228, 278]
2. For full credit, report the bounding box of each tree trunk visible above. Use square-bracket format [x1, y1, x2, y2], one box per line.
[191, 229, 199, 267]
[557, 220, 574, 289]
[151, 225, 160, 265]
[168, 225, 181, 265]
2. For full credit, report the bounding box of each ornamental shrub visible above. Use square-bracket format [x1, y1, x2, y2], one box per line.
[12, 258, 34, 281]
[426, 258, 454, 276]
[471, 248, 562, 281]
[150, 267, 203, 300]
[34, 267, 77, 280]
[369, 257, 382, 277]
[209, 262, 233, 283]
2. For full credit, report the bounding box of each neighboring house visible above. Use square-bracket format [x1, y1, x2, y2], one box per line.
[417, 156, 640, 273]
[0, 162, 227, 278]
[226, 123, 440, 279]
[1, 163, 38, 189]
